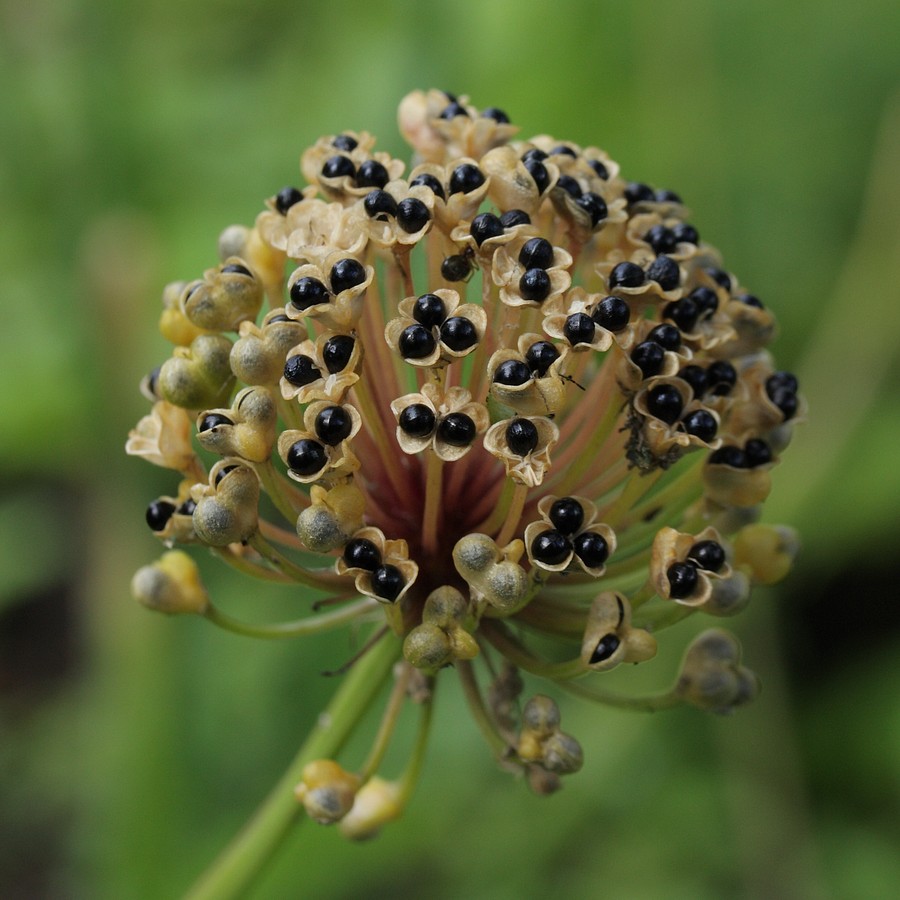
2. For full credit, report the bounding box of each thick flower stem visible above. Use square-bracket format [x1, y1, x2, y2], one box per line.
[186, 632, 401, 900]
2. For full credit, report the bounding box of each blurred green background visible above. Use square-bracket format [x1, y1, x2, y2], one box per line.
[2, 0, 898, 897]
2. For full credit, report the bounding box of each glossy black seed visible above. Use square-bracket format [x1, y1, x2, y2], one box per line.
[343, 537, 381, 571]
[411, 293, 445, 328]
[410, 173, 446, 200]
[523, 158, 550, 194]
[372, 564, 405, 601]
[494, 359, 531, 386]
[521, 148, 548, 162]
[769, 387, 798, 420]
[592, 296, 630, 332]
[530, 530, 571, 566]
[283, 354, 321, 387]
[672, 223, 699, 245]
[440, 316, 478, 351]
[441, 254, 472, 282]
[322, 155, 355, 179]
[556, 174, 583, 198]
[330, 258, 366, 293]
[549, 497, 584, 536]
[689, 286, 719, 318]
[289, 276, 329, 310]
[655, 188, 682, 203]
[667, 561, 699, 598]
[525, 340, 560, 376]
[438, 413, 476, 447]
[682, 409, 718, 442]
[646, 254, 680, 291]
[664, 297, 700, 332]
[505, 418, 539, 456]
[146, 500, 176, 531]
[518, 237, 554, 270]
[481, 106, 510, 123]
[355, 159, 389, 189]
[709, 445, 748, 468]
[564, 312, 596, 346]
[678, 365, 708, 398]
[441, 90, 459, 102]
[315, 405, 352, 445]
[625, 182, 655, 205]
[363, 189, 398, 220]
[397, 197, 431, 232]
[588, 159, 609, 180]
[589, 633, 620, 664]
[631, 341, 665, 378]
[332, 134, 358, 151]
[500, 209, 530, 227]
[767, 371, 799, 395]
[221, 263, 253, 278]
[199, 413, 232, 431]
[398, 403, 436, 438]
[738, 292, 764, 308]
[470, 212, 504, 246]
[399, 324, 437, 359]
[322, 335, 355, 373]
[177, 498, 196, 516]
[519, 268, 552, 302]
[448, 163, 485, 195]
[744, 438, 773, 467]
[608, 261, 645, 289]
[573, 531, 610, 568]
[706, 361, 737, 396]
[440, 101, 469, 119]
[647, 384, 684, 424]
[214, 465, 238, 486]
[647, 323, 682, 352]
[275, 186, 303, 214]
[645, 224, 677, 254]
[550, 144, 577, 157]
[286, 439, 327, 476]
[576, 192, 608, 226]
[146, 365, 161, 398]
[704, 266, 732, 291]
[688, 540, 726, 573]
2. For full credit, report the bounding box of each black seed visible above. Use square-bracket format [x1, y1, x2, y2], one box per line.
[645, 225, 677, 254]
[284, 354, 321, 387]
[655, 188, 682, 203]
[667, 561, 699, 598]
[573, 531, 610, 568]
[681, 409, 718, 442]
[399, 324, 437, 359]
[608, 261, 645, 289]
[505, 418, 539, 456]
[518, 237, 555, 270]
[709, 445, 748, 468]
[355, 159, 389, 189]
[625, 182, 655, 205]
[481, 106, 510, 123]
[592, 296, 630, 332]
[631, 341, 665, 378]
[399, 403, 436, 438]
[146, 500, 176, 531]
[766, 371, 799, 395]
[525, 340, 560, 376]
[519, 268, 552, 302]
[589, 159, 609, 180]
[500, 209, 530, 227]
[364, 189, 398, 220]
[576, 192, 607, 226]
[289, 276, 329, 310]
[286, 439, 327, 476]
[646, 254, 680, 291]
[589, 633, 620, 664]
[214, 465, 238, 486]
[470, 212, 504, 246]
[744, 438, 773, 467]
[440, 316, 478, 351]
[768, 387, 798, 420]
[438, 413, 476, 447]
[177, 498, 196, 516]
[564, 312, 596, 346]
[548, 497, 584, 536]
[494, 359, 531, 386]
[322, 155, 355, 179]
[688, 540, 726, 573]
[199, 413, 233, 431]
[439, 101, 469, 119]
[372, 564, 405, 601]
[738, 292, 764, 308]
[672, 223, 699, 245]
[550, 144, 577, 157]
[412, 293, 446, 328]
[647, 384, 684, 424]
[556, 174, 582, 198]
[664, 297, 700, 332]
[275, 186, 303, 214]
[322, 335, 355, 373]
[441, 90, 458, 102]
[332, 134, 358, 151]
[530, 530, 571, 566]
[330, 258, 366, 293]
[678, 365, 708, 398]
[441, 254, 472, 282]
[449, 163, 485, 195]
[397, 198, 430, 232]
[704, 266, 732, 291]
[521, 148, 548, 163]
[410, 173, 446, 200]
[221, 263, 252, 277]
[523, 157, 550, 194]
[343, 537, 381, 571]
[647, 323, 681, 352]
[315, 405, 352, 445]
[706, 361, 737, 396]
[146, 365, 161, 398]
[689, 286, 719, 318]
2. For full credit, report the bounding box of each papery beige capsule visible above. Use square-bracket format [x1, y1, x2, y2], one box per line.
[131, 550, 209, 615]
[191, 461, 260, 546]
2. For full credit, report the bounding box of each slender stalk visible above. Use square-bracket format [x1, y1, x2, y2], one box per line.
[421, 450, 443, 556]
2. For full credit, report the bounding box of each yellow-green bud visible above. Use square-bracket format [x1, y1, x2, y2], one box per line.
[131, 550, 209, 615]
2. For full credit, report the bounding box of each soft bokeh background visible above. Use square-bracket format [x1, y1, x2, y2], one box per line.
[2, 0, 899, 897]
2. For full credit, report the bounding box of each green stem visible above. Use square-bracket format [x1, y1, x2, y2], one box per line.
[185, 631, 401, 900]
